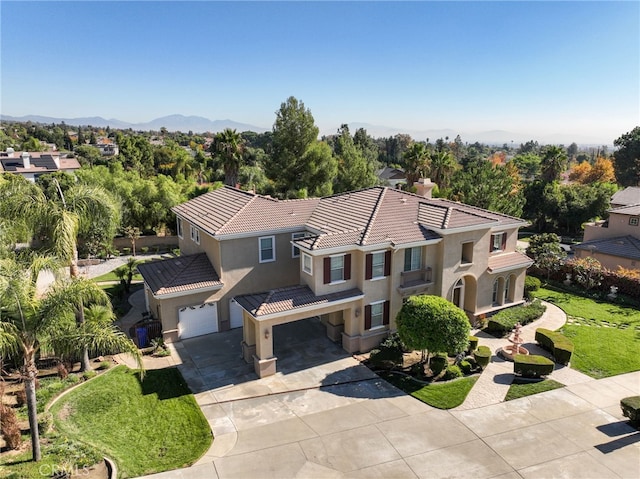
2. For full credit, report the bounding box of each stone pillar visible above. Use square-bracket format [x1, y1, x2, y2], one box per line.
[341, 307, 361, 353]
[325, 310, 344, 342]
[241, 313, 256, 363]
[253, 322, 277, 378]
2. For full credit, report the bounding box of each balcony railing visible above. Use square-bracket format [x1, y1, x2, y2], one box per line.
[398, 267, 433, 294]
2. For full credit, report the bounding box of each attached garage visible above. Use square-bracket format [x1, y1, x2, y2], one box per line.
[178, 302, 219, 339]
[229, 298, 244, 329]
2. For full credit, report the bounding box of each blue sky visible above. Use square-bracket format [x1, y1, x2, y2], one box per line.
[1, 1, 638, 144]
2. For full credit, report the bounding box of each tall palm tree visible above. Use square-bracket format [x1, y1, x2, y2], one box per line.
[540, 145, 568, 183]
[0, 255, 142, 462]
[429, 150, 458, 190]
[403, 142, 431, 186]
[211, 128, 244, 187]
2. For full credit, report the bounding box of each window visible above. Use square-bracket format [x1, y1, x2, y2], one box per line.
[452, 278, 464, 308]
[177, 218, 183, 239]
[505, 275, 513, 303]
[404, 247, 422, 272]
[292, 232, 307, 257]
[461, 242, 474, 264]
[259, 236, 275, 263]
[190, 225, 200, 244]
[365, 300, 389, 330]
[490, 232, 506, 253]
[630, 217, 639, 226]
[323, 254, 351, 284]
[366, 251, 391, 279]
[492, 279, 500, 305]
[302, 253, 312, 275]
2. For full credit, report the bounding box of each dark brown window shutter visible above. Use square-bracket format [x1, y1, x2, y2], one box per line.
[383, 300, 390, 325]
[323, 257, 331, 284]
[501, 233, 507, 250]
[489, 237, 493, 252]
[344, 254, 351, 280]
[364, 305, 372, 330]
[384, 251, 391, 276]
[365, 254, 373, 280]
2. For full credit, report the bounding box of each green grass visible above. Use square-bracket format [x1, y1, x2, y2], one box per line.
[50, 366, 212, 478]
[383, 373, 479, 409]
[92, 270, 143, 283]
[505, 379, 565, 401]
[532, 286, 640, 378]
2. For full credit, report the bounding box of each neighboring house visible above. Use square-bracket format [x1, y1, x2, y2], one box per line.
[577, 203, 640, 270]
[0, 149, 81, 182]
[610, 186, 640, 209]
[378, 166, 406, 188]
[96, 143, 119, 156]
[138, 181, 532, 378]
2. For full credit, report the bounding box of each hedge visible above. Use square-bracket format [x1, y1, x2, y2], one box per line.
[620, 396, 640, 427]
[535, 328, 574, 365]
[486, 300, 547, 334]
[473, 345, 492, 369]
[514, 354, 555, 378]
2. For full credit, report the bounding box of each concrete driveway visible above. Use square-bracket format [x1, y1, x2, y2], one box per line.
[142, 317, 640, 479]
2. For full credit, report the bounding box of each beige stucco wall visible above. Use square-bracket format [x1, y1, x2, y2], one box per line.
[584, 213, 640, 242]
[574, 249, 638, 271]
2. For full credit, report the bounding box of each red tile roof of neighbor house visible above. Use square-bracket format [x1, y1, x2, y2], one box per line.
[573, 236, 640, 261]
[610, 187, 640, 208]
[487, 251, 534, 273]
[137, 253, 222, 296]
[174, 185, 526, 250]
[234, 285, 363, 318]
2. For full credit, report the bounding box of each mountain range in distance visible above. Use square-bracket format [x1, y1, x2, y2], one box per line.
[0, 114, 612, 147]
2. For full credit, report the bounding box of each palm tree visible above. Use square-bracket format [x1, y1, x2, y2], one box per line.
[403, 142, 431, 186]
[211, 128, 244, 187]
[429, 150, 458, 190]
[0, 255, 142, 462]
[540, 145, 568, 183]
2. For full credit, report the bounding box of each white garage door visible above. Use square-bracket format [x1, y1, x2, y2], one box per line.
[229, 299, 244, 329]
[178, 302, 219, 339]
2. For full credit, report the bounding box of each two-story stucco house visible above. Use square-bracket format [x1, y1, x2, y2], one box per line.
[138, 179, 533, 377]
[576, 187, 640, 270]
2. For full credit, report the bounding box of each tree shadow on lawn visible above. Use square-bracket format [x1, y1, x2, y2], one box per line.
[137, 367, 192, 400]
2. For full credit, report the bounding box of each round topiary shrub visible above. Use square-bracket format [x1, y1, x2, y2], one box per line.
[524, 276, 541, 300]
[473, 345, 492, 369]
[468, 335, 479, 353]
[429, 354, 448, 376]
[459, 360, 473, 375]
[443, 365, 463, 380]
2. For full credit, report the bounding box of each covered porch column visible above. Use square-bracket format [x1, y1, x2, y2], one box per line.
[253, 321, 277, 378]
[241, 312, 257, 363]
[341, 307, 361, 353]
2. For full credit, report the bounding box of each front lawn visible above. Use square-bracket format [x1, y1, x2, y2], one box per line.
[383, 373, 478, 409]
[505, 379, 565, 401]
[50, 366, 212, 478]
[532, 286, 640, 378]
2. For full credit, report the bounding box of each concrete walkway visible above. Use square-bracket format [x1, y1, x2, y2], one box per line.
[456, 300, 594, 410]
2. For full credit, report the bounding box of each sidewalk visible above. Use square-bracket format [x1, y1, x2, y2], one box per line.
[455, 300, 593, 410]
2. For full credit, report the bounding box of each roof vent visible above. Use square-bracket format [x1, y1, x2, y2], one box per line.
[401, 198, 407, 204]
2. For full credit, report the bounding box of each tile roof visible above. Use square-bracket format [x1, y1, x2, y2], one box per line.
[487, 252, 534, 273]
[573, 236, 640, 261]
[172, 186, 319, 236]
[234, 285, 363, 318]
[610, 204, 640, 216]
[137, 253, 222, 296]
[611, 187, 640, 207]
[173, 185, 527, 250]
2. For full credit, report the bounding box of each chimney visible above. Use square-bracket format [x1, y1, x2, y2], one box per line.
[21, 152, 31, 169]
[414, 178, 435, 198]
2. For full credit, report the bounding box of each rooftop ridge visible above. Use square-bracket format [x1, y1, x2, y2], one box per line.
[255, 289, 276, 316]
[359, 187, 387, 246]
[433, 197, 523, 223]
[443, 206, 454, 229]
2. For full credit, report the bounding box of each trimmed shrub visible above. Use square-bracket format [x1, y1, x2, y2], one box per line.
[473, 345, 492, 369]
[429, 354, 448, 376]
[141, 246, 150, 254]
[487, 300, 547, 334]
[459, 360, 473, 375]
[443, 365, 463, 380]
[38, 411, 53, 435]
[96, 361, 111, 371]
[524, 276, 541, 300]
[620, 396, 640, 427]
[82, 370, 97, 380]
[468, 335, 479, 353]
[514, 354, 554, 378]
[535, 328, 574, 365]
[0, 403, 21, 450]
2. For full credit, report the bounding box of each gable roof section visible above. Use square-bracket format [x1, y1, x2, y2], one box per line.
[234, 285, 363, 318]
[137, 253, 222, 297]
[573, 236, 640, 261]
[487, 251, 534, 273]
[611, 187, 640, 207]
[609, 204, 640, 216]
[172, 186, 319, 236]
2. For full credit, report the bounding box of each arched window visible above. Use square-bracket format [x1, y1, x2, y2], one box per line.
[492, 279, 500, 305]
[452, 278, 464, 309]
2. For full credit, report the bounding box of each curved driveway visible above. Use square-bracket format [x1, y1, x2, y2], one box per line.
[136, 318, 640, 479]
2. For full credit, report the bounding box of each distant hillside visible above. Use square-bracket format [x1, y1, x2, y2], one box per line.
[0, 114, 268, 134]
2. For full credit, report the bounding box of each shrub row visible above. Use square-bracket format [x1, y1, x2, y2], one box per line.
[535, 328, 574, 365]
[514, 354, 554, 378]
[486, 300, 547, 334]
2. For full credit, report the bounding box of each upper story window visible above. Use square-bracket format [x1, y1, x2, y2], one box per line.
[629, 217, 639, 226]
[176, 218, 183, 239]
[461, 241, 474, 264]
[190, 225, 200, 244]
[302, 252, 313, 275]
[367, 251, 391, 279]
[490, 232, 506, 253]
[404, 247, 422, 272]
[323, 254, 351, 284]
[259, 236, 275, 263]
[292, 232, 307, 257]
